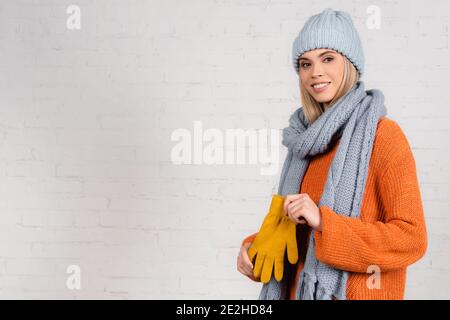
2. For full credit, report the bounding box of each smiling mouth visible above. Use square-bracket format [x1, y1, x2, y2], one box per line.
[311, 82, 331, 89]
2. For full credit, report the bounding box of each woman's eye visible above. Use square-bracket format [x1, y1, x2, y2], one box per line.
[300, 57, 332, 68]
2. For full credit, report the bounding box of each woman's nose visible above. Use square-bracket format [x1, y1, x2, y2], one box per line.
[311, 64, 324, 77]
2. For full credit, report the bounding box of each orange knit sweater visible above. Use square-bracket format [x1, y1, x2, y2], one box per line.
[242, 116, 428, 300]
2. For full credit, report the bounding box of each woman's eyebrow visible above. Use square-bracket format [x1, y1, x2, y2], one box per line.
[299, 50, 336, 61]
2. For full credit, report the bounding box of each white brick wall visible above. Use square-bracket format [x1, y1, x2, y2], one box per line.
[0, 0, 449, 299]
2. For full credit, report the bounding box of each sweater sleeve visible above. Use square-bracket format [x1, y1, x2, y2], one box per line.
[313, 133, 428, 273]
[241, 232, 258, 247]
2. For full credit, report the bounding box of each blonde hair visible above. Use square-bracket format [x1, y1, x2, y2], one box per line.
[300, 56, 359, 124]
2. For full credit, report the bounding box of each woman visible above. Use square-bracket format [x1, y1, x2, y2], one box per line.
[236, 8, 427, 300]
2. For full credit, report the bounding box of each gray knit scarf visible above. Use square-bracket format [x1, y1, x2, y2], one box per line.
[258, 80, 387, 300]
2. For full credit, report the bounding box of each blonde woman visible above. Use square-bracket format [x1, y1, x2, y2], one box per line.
[237, 8, 427, 300]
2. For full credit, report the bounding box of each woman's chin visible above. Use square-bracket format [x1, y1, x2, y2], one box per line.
[312, 95, 334, 103]
[305, 87, 336, 103]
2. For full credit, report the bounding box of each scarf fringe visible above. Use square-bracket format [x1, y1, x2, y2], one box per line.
[258, 276, 285, 300]
[296, 271, 338, 300]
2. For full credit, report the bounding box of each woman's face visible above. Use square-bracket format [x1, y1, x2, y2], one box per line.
[298, 48, 345, 107]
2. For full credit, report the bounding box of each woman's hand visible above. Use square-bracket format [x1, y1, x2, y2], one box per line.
[237, 242, 259, 282]
[283, 193, 323, 231]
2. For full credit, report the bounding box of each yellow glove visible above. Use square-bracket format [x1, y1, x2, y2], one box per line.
[247, 194, 298, 283]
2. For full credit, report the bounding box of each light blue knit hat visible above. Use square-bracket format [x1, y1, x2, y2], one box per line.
[292, 8, 364, 77]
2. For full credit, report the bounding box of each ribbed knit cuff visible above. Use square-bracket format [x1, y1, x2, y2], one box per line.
[314, 205, 336, 263]
[314, 205, 367, 273]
